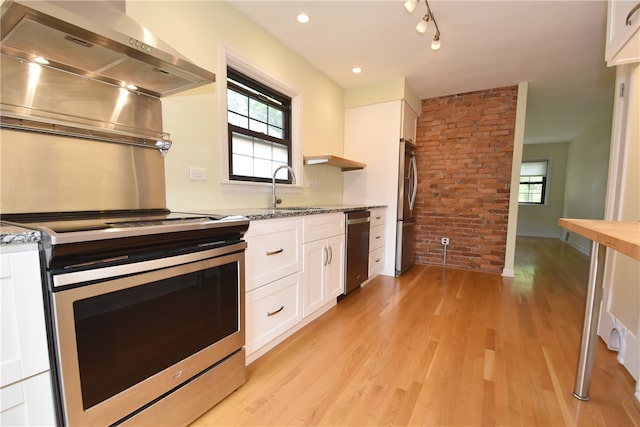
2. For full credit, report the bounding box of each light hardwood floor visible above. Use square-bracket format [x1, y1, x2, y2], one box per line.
[193, 237, 640, 426]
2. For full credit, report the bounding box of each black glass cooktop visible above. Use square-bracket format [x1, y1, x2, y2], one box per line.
[1, 210, 249, 245]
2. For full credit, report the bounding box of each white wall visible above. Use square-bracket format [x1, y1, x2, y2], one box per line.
[563, 115, 613, 253]
[599, 63, 639, 389]
[517, 142, 569, 238]
[126, 1, 345, 211]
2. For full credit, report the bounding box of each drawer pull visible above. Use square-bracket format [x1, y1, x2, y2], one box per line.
[267, 305, 285, 316]
[266, 248, 284, 256]
[375, 258, 381, 263]
[375, 236, 381, 239]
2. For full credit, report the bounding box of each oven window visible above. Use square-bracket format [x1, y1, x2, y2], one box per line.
[73, 262, 239, 409]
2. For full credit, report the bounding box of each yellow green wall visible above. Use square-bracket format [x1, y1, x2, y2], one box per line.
[344, 78, 421, 116]
[126, 1, 345, 210]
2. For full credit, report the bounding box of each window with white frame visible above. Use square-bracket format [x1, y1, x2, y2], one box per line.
[227, 67, 292, 184]
[519, 160, 548, 204]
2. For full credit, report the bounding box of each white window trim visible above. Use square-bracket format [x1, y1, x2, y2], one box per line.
[518, 158, 550, 206]
[218, 44, 303, 194]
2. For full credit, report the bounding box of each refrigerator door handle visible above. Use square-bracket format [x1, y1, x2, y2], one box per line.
[408, 155, 418, 211]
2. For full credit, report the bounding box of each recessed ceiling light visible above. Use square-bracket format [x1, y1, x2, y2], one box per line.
[296, 13, 310, 24]
[352, 67, 362, 74]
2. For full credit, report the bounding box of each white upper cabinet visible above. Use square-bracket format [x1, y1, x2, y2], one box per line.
[606, 0, 640, 66]
[401, 100, 418, 143]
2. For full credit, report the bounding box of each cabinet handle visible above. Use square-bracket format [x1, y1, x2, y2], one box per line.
[375, 258, 381, 263]
[323, 247, 329, 266]
[375, 236, 381, 240]
[626, 3, 640, 26]
[328, 246, 333, 264]
[267, 305, 284, 317]
[266, 248, 283, 256]
[376, 216, 382, 220]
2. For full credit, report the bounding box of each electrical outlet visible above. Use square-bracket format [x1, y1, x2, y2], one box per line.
[441, 237, 449, 246]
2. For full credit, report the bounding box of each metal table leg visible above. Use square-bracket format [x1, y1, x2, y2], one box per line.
[573, 241, 607, 400]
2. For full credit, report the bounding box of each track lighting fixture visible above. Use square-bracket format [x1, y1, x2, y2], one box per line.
[405, 0, 442, 51]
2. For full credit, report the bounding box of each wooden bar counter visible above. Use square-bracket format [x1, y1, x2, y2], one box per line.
[558, 218, 640, 401]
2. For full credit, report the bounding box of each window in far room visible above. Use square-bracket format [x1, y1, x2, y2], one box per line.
[227, 67, 292, 184]
[519, 160, 548, 204]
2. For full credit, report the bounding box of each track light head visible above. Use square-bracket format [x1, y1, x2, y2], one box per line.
[404, 0, 418, 14]
[416, 15, 429, 33]
[431, 34, 441, 50]
[407, 0, 442, 50]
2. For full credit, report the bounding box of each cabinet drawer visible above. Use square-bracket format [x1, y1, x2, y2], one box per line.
[244, 218, 302, 292]
[245, 272, 302, 355]
[369, 224, 386, 251]
[369, 208, 386, 228]
[369, 246, 385, 277]
[0, 371, 55, 426]
[303, 213, 345, 243]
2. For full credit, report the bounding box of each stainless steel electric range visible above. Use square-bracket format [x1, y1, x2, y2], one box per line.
[3, 210, 250, 426]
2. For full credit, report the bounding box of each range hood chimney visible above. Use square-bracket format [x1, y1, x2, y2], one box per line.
[0, 0, 215, 98]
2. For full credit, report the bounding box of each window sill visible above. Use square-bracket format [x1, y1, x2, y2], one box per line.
[518, 202, 548, 206]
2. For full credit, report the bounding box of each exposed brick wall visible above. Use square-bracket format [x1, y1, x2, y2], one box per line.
[414, 86, 518, 273]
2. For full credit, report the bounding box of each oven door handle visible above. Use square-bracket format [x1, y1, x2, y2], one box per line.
[52, 241, 247, 287]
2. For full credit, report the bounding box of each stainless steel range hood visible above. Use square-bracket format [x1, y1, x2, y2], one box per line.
[0, 0, 215, 98]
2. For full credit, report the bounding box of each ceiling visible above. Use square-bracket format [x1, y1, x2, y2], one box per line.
[228, 0, 617, 144]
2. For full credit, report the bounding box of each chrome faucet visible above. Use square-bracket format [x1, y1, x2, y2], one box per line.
[272, 165, 296, 209]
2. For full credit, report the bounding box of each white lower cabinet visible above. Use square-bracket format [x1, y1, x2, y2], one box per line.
[1, 371, 55, 427]
[0, 243, 55, 426]
[245, 272, 302, 355]
[244, 217, 303, 362]
[369, 246, 385, 277]
[244, 213, 347, 363]
[368, 208, 387, 277]
[302, 214, 345, 318]
[302, 235, 345, 317]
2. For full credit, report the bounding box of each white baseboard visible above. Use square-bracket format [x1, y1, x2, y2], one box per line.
[502, 268, 515, 277]
[598, 310, 639, 401]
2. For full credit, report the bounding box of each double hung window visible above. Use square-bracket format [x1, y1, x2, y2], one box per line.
[227, 68, 292, 183]
[518, 160, 548, 204]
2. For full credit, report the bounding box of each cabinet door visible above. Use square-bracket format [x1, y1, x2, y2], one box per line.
[606, 0, 640, 65]
[302, 240, 327, 317]
[325, 235, 345, 300]
[1, 247, 49, 382]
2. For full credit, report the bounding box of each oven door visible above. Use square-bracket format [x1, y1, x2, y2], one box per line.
[50, 243, 245, 426]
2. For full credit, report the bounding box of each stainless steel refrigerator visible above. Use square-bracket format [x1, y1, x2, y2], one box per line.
[395, 138, 418, 276]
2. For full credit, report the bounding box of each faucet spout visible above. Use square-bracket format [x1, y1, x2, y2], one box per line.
[272, 165, 296, 209]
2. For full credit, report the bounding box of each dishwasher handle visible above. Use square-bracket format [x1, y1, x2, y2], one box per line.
[347, 217, 370, 225]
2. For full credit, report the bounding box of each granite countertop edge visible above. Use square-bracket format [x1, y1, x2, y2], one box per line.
[200, 204, 387, 221]
[0, 224, 42, 245]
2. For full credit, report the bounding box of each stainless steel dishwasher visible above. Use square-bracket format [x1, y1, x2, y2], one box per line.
[343, 210, 370, 295]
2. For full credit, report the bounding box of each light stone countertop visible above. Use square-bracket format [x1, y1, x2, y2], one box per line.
[0, 223, 41, 245]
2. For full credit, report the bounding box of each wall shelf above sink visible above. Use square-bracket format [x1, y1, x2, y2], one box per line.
[303, 155, 365, 171]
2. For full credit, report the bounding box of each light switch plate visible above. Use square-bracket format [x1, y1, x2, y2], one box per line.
[189, 167, 207, 181]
